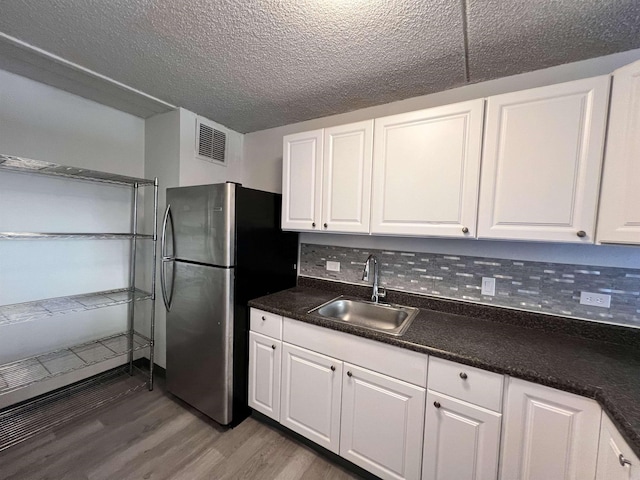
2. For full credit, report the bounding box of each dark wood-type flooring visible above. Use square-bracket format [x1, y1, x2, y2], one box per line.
[0, 377, 362, 480]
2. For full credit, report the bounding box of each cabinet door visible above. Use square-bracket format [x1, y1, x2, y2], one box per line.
[280, 343, 343, 453]
[500, 378, 601, 480]
[597, 60, 640, 245]
[282, 130, 323, 231]
[321, 120, 373, 233]
[596, 414, 640, 480]
[248, 331, 281, 421]
[340, 363, 425, 480]
[423, 391, 502, 480]
[478, 76, 610, 243]
[371, 99, 484, 237]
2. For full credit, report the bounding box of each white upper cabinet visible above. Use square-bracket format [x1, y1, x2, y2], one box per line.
[500, 378, 602, 480]
[282, 122, 373, 233]
[282, 130, 323, 231]
[371, 100, 485, 237]
[478, 76, 610, 243]
[597, 60, 640, 245]
[322, 121, 374, 233]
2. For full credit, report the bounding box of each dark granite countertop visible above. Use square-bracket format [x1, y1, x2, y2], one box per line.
[248, 278, 640, 458]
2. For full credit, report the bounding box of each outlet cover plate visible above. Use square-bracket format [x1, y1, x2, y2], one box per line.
[326, 261, 341, 272]
[580, 291, 611, 308]
[481, 277, 496, 296]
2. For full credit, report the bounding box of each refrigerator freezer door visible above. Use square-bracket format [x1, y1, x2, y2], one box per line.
[166, 183, 235, 267]
[166, 261, 234, 424]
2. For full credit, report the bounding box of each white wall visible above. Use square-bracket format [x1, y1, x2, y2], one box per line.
[243, 48, 640, 195]
[144, 107, 245, 368]
[0, 69, 144, 175]
[0, 69, 146, 385]
[142, 109, 180, 372]
[178, 109, 244, 187]
[243, 49, 640, 269]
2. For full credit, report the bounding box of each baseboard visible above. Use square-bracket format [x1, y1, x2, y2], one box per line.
[133, 358, 166, 379]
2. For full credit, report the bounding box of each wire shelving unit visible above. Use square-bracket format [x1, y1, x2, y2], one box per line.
[0, 154, 159, 445]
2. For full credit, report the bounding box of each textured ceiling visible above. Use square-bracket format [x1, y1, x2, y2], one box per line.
[0, 0, 638, 133]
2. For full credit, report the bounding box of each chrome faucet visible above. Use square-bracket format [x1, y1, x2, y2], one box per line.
[362, 254, 386, 303]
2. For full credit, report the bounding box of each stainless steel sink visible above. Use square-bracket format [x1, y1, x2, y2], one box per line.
[309, 297, 419, 336]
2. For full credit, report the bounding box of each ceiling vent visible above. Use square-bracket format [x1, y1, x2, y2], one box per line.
[196, 119, 227, 165]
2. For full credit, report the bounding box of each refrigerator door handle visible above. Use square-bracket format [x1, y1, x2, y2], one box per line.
[161, 204, 176, 311]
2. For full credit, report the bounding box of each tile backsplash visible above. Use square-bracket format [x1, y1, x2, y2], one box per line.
[299, 243, 640, 328]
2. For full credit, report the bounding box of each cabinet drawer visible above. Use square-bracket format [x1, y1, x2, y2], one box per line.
[250, 308, 283, 340]
[428, 357, 503, 412]
[284, 316, 428, 387]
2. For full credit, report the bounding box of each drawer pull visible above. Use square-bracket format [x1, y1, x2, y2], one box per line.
[577, 230, 587, 238]
[262, 316, 266, 321]
[619, 453, 632, 467]
[330, 365, 336, 371]
[459, 372, 468, 380]
[434, 401, 441, 409]
[347, 371, 353, 377]
[462, 226, 469, 234]
[271, 345, 276, 350]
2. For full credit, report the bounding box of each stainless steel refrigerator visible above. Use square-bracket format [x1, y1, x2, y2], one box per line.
[160, 183, 297, 426]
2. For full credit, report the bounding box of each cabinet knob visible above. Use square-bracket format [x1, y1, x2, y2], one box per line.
[330, 365, 336, 371]
[261, 316, 266, 321]
[619, 453, 632, 467]
[312, 222, 316, 228]
[347, 371, 353, 377]
[434, 401, 441, 409]
[271, 345, 276, 350]
[324, 223, 328, 229]
[459, 372, 468, 380]
[577, 230, 587, 238]
[462, 227, 469, 234]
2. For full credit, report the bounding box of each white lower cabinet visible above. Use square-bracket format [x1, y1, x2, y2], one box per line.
[280, 343, 342, 454]
[248, 309, 640, 480]
[248, 331, 281, 421]
[499, 378, 602, 480]
[422, 390, 502, 480]
[340, 363, 426, 480]
[596, 414, 640, 480]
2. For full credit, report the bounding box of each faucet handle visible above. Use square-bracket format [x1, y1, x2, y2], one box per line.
[378, 287, 386, 299]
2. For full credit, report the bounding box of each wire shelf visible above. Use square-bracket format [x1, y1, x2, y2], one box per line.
[0, 153, 158, 403]
[0, 288, 153, 327]
[0, 366, 148, 451]
[0, 332, 149, 396]
[0, 232, 154, 240]
[0, 154, 155, 186]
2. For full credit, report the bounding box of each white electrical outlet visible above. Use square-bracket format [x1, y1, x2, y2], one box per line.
[326, 260, 341, 272]
[481, 277, 496, 296]
[580, 291, 611, 308]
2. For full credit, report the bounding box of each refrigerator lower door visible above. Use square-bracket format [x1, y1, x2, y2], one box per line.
[166, 261, 234, 425]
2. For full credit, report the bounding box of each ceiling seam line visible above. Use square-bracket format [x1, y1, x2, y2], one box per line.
[460, 0, 471, 83]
